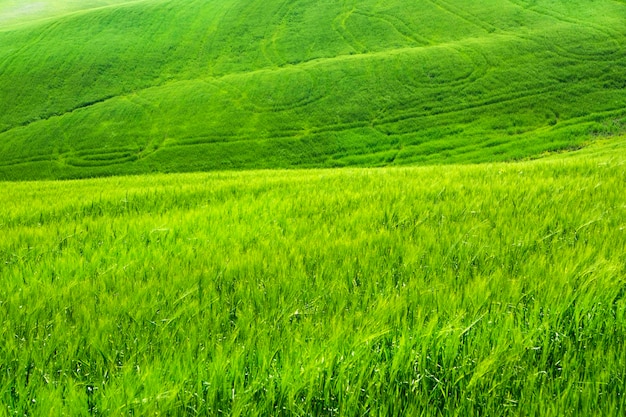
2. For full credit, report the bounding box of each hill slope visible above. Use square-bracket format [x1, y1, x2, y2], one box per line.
[1, 0, 625, 179]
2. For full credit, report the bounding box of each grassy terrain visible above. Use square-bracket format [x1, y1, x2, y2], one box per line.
[1, 0, 625, 180]
[1, 139, 625, 415]
[0, 0, 136, 27]
[1, 1, 625, 414]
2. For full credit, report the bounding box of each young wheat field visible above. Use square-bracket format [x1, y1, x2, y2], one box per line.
[1, 140, 625, 415]
[1, 0, 626, 415]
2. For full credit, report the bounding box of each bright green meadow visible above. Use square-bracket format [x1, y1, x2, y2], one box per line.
[1, 140, 625, 415]
[1, 0, 626, 415]
[0, 0, 625, 179]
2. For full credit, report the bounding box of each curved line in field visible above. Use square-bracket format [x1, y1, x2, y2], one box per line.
[426, 0, 496, 34]
[2, 31, 623, 162]
[496, 30, 626, 65]
[391, 44, 489, 101]
[361, 11, 432, 46]
[0, 154, 55, 167]
[347, 10, 431, 47]
[331, 8, 367, 54]
[3, 81, 620, 168]
[161, 92, 626, 152]
[0, 40, 502, 137]
[332, 8, 432, 54]
[0, 19, 63, 73]
[373, 86, 557, 132]
[244, 91, 327, 114]
[72, 146, 139, 157]
[505, 0, 623, 58]
[64, 155, 140, 168]
[0, 94, 116, 136]
[259, 0, 294, 67]
[426, 0, 623, 60]
[55, 145, 142, 168]
[220, 70, 327, 114]
[5, 101, 622, 169]
[506, 0, 623, 37]
[195, 0, 239, 74]
[3, 0, 623, 138]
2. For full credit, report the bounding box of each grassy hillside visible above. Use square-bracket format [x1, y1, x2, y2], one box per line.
[0, 0, 134, 27]
[1, 140, 625, 415]
[0, 0, 625, 179]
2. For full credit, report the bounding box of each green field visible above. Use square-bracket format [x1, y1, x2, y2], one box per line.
[2, 0, 626, 415]
[1, 139, 625, 415]
[1, 0, 625, 179]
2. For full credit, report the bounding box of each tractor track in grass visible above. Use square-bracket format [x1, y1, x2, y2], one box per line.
[0, 40, 496, 137]
[215, 68, 327, 114]
[506, 0, 625, 39]
[344, 9, 431, 47]
[426, 0, 498, 34]
[2, 0, 624, 171]
[135, 90, 622, 152]
[194, 0, 239, 74]
[426, 0, 624, 61]
[158, 90, 626, 152]
[0, 95, 116, 136]
[505, 0, 624, 59]
[332, 8, 367, 54]
[0, 18, 63, 74]
[2, 71, 623, 169]
[2, 4, 622, 138]
[332, 7, 432, 53]
[1, 104, 624, 169]
[259, 0, 295, 67]
[28, 100, 623, 170]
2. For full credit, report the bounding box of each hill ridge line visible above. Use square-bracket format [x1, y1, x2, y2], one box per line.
[0, 0, 158, 32]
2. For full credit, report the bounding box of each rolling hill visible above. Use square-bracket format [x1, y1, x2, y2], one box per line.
[0, 0, 625, 180]
[1, 2, 625, 414]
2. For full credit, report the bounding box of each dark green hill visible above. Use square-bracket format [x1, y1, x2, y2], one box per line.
[1, 0, 625, 179]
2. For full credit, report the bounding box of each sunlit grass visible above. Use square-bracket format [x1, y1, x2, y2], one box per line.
[1, 144, 624, 415]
